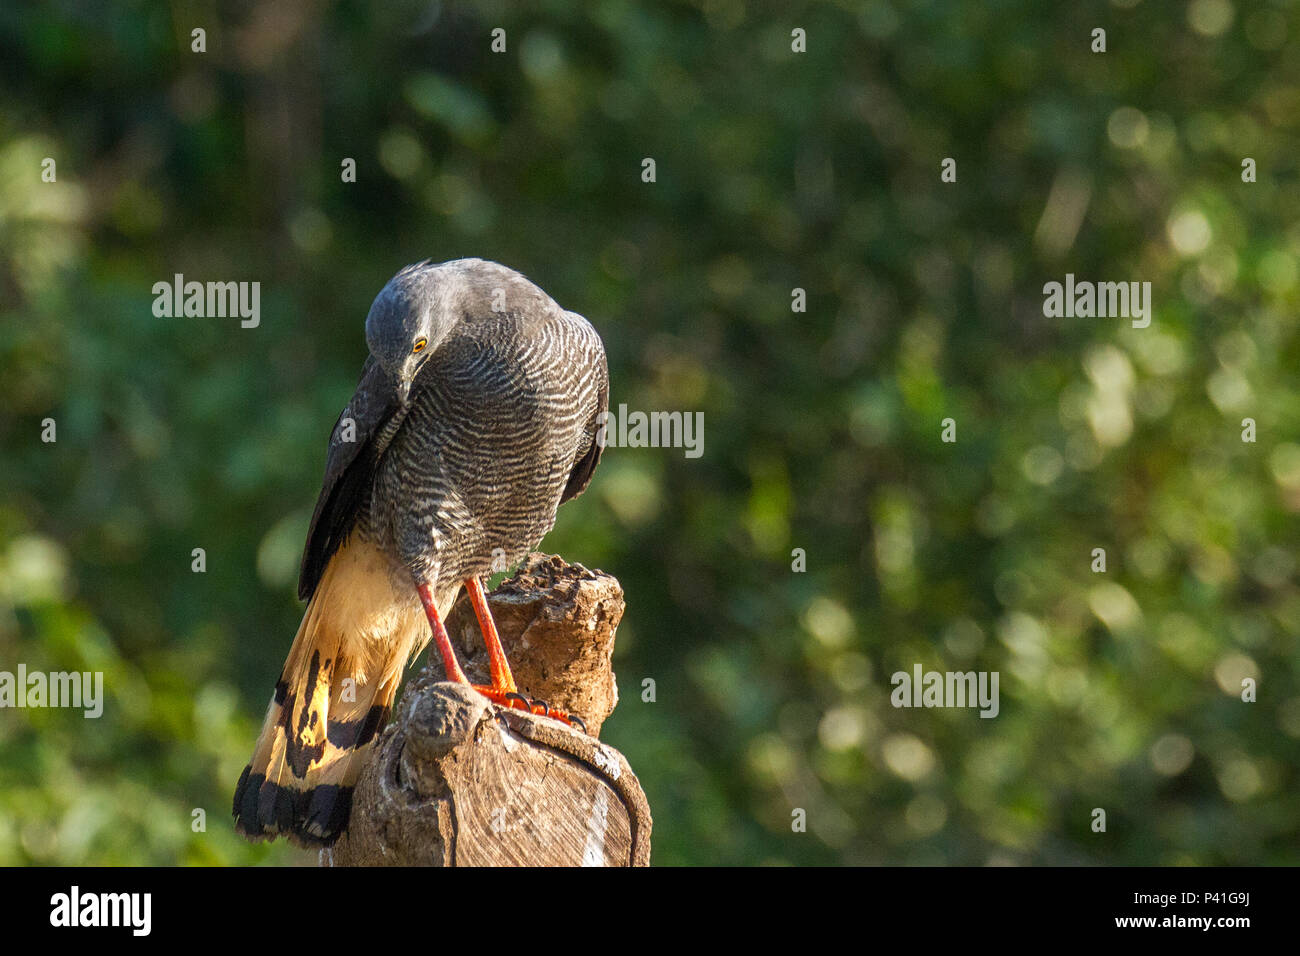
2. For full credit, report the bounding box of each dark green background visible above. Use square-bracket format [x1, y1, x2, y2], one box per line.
[1, 0, 1297, 865]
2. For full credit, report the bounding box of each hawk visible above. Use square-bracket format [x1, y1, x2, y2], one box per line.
[233, 258, 608, 846]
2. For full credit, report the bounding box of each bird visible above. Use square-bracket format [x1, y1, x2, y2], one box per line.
[232, 258, 608, 847]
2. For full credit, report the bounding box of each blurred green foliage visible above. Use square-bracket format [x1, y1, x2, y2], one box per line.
[1, 0, 1298, 866]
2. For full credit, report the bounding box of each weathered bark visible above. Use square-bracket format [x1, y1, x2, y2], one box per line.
[323, 553, 650, 867]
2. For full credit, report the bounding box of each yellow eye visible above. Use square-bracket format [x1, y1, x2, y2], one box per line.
[412, 338, 427, 354]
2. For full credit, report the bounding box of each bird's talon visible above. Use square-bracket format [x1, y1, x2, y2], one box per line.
[484, 686, 582, 731]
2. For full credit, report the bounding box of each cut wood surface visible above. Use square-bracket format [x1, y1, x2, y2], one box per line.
[323, 553, 651, 866]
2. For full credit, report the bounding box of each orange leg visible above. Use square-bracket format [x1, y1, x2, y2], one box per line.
[465, 577, 517, 694]
[416, 582, 469, 684]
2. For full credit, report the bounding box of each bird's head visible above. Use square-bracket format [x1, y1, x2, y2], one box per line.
[364, 261, 457, 405]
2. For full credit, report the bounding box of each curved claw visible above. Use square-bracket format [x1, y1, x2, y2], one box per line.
[490, 688, 584, 732]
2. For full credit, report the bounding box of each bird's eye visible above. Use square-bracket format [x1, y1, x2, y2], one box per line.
[412, 338, 427, 354]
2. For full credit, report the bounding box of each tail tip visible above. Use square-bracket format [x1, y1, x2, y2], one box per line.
[232, 765, 354, 848]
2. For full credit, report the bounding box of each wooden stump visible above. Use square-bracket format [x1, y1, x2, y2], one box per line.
[323, 554, 651, 867]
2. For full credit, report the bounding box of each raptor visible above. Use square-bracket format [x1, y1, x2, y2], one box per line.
[232, 258, 608, 847]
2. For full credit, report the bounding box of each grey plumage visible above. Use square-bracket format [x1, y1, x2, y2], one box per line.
[301, 257, 608, 608]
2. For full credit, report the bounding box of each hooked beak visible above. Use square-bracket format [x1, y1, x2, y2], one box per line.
[396, 376, 412, 406]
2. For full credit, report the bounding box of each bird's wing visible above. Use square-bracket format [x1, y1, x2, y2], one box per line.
[298, 355, 403, 600]
[560, 325, 609, 505]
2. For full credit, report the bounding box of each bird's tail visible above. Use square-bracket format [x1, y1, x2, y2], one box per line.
[232, 536, 428, 847]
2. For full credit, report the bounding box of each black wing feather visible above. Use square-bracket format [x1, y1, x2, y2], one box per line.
[297, 356, 402, 600]
[560, 349, 609, 505]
